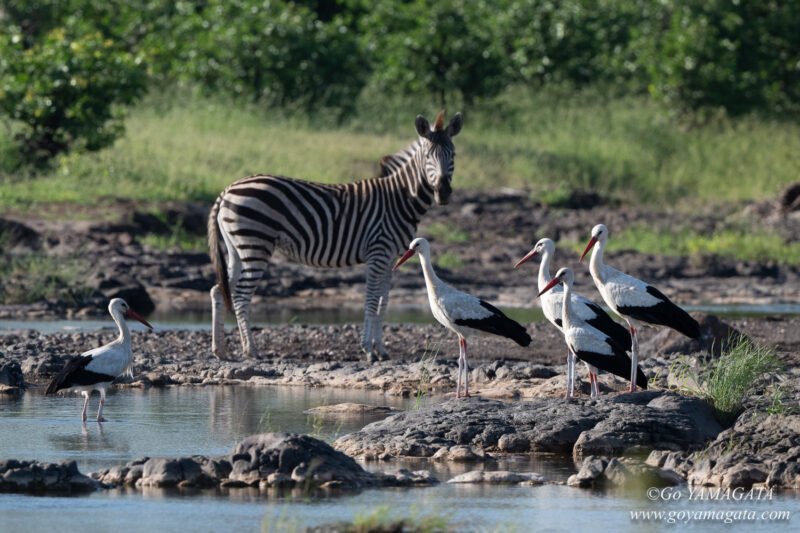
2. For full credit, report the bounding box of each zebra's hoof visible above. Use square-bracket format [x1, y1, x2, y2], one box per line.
[364, 351, 379, 363]
[377, 351, 390, 361]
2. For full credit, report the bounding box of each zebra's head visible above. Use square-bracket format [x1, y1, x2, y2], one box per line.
[414, 110, 462, 205]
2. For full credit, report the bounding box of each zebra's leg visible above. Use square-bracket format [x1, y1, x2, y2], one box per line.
[361, 255, 390, 362]
[371, 268, 393, 360]
[210, 285, 228, 360]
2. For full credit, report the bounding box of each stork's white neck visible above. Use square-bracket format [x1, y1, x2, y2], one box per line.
[110, 307, 132, 348]
[417, 248, 441, 298]
[561, 279, 575, 331]
[538, 249, 553, 292]
[589, 238, 608, 284]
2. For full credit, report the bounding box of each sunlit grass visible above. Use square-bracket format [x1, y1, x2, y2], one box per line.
[2, 86, 799, 212]
[425, 222, 471, 244]
[560, 225, 800, 265]
[0, 252, 91, 304]
[671, 335, 783, 426]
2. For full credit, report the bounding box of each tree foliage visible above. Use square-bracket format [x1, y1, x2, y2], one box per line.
[0, 24, 147, 165]
[0, 0, 798, 167]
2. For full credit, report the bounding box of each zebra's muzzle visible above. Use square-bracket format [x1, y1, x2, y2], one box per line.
[435, 182, 452, 205]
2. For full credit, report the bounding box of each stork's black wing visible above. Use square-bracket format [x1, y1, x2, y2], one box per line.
[455, 300, 532, 346]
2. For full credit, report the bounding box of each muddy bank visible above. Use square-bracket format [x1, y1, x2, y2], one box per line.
[1, 315, 798, 401]
[2, 188, 799, 320]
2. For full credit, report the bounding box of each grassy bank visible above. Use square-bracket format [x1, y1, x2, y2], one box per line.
[1, 87, 799, 212]
[561, 225, 800, 266]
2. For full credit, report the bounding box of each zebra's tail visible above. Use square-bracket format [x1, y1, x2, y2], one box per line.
[208, 195, 232, 311]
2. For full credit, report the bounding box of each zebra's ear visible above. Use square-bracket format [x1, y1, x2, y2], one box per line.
[415, 115, 431, 137]
[447, 112, 463, 137]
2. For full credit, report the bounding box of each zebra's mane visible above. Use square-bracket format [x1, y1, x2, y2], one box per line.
[378, 140, 422, 177]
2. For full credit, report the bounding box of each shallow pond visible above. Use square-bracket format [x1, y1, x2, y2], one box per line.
[1, 302, 798, 335]
[1, 387, 797, 532]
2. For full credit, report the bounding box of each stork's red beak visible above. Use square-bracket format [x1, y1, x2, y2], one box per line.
[579, 236, 598, 262]
[125, 309, 153, 330]
[514, 248, 538, 269]
[393, 249, 415, 271]
[537, 277, 561, 298]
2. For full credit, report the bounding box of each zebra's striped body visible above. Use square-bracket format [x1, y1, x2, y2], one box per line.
[209, 111, 463, 360]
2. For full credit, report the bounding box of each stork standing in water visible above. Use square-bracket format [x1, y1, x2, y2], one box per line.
[394, 238, 532, 398]
[580, 224, 700, 392]
[46, 298, 153, 422]
[538, 267, 647, 391]
[515, 238, 631, 398]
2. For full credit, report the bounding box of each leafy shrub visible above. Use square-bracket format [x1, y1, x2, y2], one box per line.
[0, 26, 147, 165]
[499, 0, 648, 87]
[363, 0, 508, 105]
[180, 0, 367, 112]
[638, 0, 800, 115]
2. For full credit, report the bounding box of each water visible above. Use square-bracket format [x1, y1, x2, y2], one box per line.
[1, 387, 797, 532]
[2, 302, 797, 335]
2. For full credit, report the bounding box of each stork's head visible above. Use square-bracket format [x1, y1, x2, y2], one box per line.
[109, 298, 153, 329]
[514, 238, 556, 269]
[415, 110, 462, 206]
[537, 267, 574, 297]
[393, 237, 430, 271]
[580, 224, 608, 262]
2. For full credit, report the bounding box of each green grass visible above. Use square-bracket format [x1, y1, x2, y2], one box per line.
[672, 335, 783, 426]
[561, 225, 800, 265]
[435, 252, 464, 270]
[139, 229, 207, 252]
[0, 252, 91, 304]
[2, 86, 800, 213]
[425, 222, 471, 244]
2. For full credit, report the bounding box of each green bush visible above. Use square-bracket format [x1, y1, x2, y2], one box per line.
[499, 0, 646, 87]
[363, 0, 508, 105]
[180, 0, 367, 112]
[0, 25, 147, 166]
[639, 0, 800, 115]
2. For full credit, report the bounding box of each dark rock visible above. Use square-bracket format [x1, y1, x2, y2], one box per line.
[640, 313, 744, 357]
[97, 276, 155, 315]
[780, 182, 800, 213]
[0, 459, 100, 494]
[229, 433, 376, 489]
[0, 361, 25, 391]
[568, 456, 683, 488]
[678, 412, 800, 489]
[0, 218, 40, 251]
[334, 392, 722, 460]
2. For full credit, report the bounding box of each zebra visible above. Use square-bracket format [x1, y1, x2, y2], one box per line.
[208, 110, 463, 361]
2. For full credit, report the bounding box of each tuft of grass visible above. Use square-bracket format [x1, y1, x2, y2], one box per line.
[414, 341, 440, 410]
[0, 251, 92, 305]
[350, 505, 452, 533]
[435, 252, 464, 270]
[425, 222, 470, 244]
[139, 228, 207, 252]
[672, 335, 783, 425]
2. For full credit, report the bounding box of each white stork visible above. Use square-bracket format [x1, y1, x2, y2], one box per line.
[580, 224, 700, 392]
[394, 238, 532, 398]
[538, 267, 648, 391]
[515, 238, 631, 398]
[46, 298, 153, 422]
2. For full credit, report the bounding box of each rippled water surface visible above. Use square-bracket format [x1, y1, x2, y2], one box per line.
[1, 387, 798, 532]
